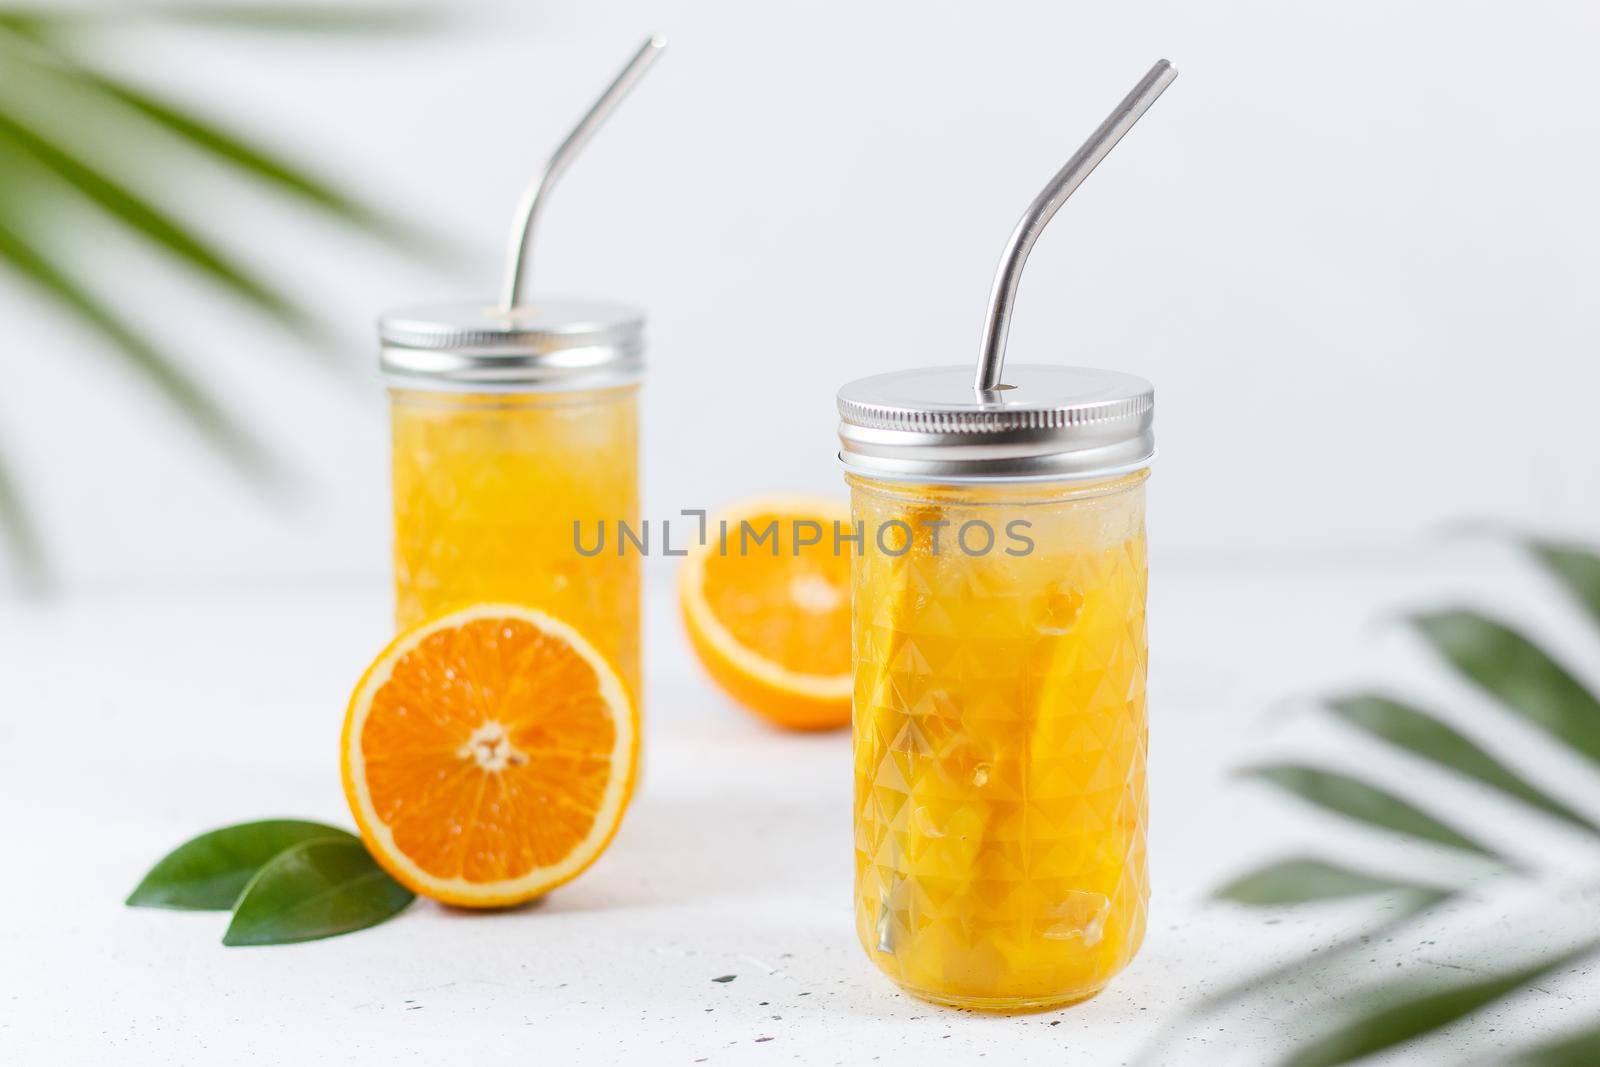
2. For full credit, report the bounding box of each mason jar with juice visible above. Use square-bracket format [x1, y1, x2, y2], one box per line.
[837, 59, 1176, 1010]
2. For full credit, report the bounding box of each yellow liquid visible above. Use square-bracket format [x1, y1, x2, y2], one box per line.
[848, 472, 1149, 1010]
[390, 387, 641, 706]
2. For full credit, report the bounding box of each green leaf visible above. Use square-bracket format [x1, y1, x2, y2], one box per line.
[1327, 693, 1600, 836]
[0, 4, 446, 35]
[139, 4, 448, 35]
[0, 437, 48, 592]
[1513, 1021, 1600, 1066]
[1529, 541, 1600, 630]
[1278, 940, 1600, 1067]
[1413, 610, 1600, 770]
[0, 106, 317, 339]
[127, 819, 356, 910]
[1213, 856, 1450, 907]
[0, 12, 49, 38]
[1, 15, 449, 258]
[85, 75, 416, 241]
[0, 207, 278, 482]
[223, 837, 413, 946]
[15, 51, 430, 252]
[1239, 764, 1505, 862]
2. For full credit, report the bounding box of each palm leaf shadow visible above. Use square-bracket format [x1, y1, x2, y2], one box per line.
[1158, 542, 1600, 1066]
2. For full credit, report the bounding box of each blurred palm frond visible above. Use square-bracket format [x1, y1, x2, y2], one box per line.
[0, 432, 46, 592]
[0, 104, 321, 343]
[1156, 540, 1600, 1065]
[0, 5, 450, 590]
[0, 199, 275, 479]
[1, 4, 446, 37]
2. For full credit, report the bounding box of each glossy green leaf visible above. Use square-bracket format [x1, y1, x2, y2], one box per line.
[1239, 764, 1504, 861]
[1278, 940, 1600, 1067]
[1529, 541, 1600, 630]
[1327, 693, 1600, 836]
[127, 819, 356, 910]
[0, 106, 316, 338]
[0, 206, 276, 482]
[1513, 1021, 1600, 1066]
[0, 438, 48, 593]
[223, 838, 413, 946]
[1413, 610, 1600, 769]
[1213, 856, 1450, 907]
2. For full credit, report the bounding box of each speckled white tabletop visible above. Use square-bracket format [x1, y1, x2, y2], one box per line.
[4, 555, 1596, 1065]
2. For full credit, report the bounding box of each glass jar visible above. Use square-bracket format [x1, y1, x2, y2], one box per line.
[379, 301, 644, 706]
[837, 365, 1154, 1011]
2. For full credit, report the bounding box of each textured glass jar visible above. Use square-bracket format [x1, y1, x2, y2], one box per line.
[389, 384, 640, 703]
[380, 300, 645, 708]
[848, 471, 1148, 1010]
[838, 364, 1154, 1011]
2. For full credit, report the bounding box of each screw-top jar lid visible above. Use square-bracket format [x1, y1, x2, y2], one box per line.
[378, 299, 644, 391]
[836, 364, 1154, 482]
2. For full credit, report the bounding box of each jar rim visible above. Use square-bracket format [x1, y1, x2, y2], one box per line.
[378, 297, 644, 391]
[841, 461, 1153, 491]
[836, 364, 1154, 482]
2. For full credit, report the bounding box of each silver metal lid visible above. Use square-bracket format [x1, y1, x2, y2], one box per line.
[378, 299, 644, 391]
[837, 364, 1153, 482]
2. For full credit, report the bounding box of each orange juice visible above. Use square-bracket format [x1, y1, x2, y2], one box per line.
[379, 299, 646, 711]
[389, 386, 640, 704]
[847, 472, 1148, 1009]
[836, 360, 1155, 1010]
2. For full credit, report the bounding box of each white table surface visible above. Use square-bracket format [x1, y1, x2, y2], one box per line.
[4, 552, 1598, 1065]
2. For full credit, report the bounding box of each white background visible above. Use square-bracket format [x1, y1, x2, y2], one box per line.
[1, 0, 1597, 594]
[5, 5, 1600, 1062]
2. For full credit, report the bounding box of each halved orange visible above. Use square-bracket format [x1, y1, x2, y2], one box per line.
[679, 495, 853, 731]
[341, 604, 637, 907]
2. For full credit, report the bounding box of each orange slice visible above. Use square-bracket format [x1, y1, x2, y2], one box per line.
[679, 495, 853, 730]
[341, 604, 637, 907]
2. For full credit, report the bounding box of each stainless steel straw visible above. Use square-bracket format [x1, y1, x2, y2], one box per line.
[499, 35, 667, 312]
[974, 60, 1177, 393]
